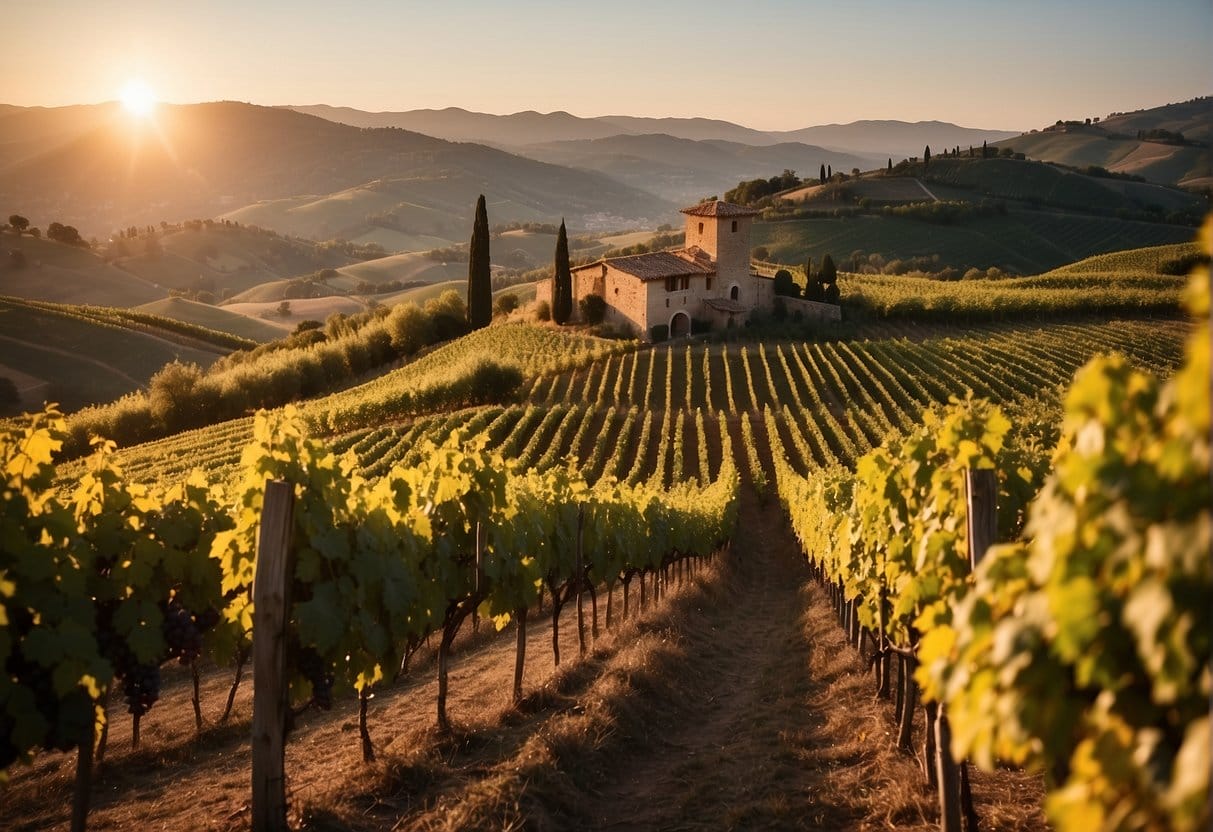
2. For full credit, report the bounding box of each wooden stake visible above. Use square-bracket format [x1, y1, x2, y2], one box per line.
[191, 661, 203, 733]
[965, 469, 997, 569]
[936, 707, 961, 832]
[251, 479, 295, 832]
[513, 607, 527, 705]
[71, 732, 94, 832]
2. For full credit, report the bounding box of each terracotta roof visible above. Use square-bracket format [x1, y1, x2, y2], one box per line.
[679, 200, 761, 218]
[704, 297, 748, 313]
[675, 245, 714, 265]
[612, 251, 716, 280]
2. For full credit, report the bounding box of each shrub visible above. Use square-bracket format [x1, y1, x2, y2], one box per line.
[579, 293, 607, 324]
[148, 361, 205, 432]
[494, 293, 520, 317]
[650, 324, 669, 343]
[386, 302, 433, 355]
[536, 300, 552, 322]
[773, 269, 797, 297]
[752, 246, 770, 261]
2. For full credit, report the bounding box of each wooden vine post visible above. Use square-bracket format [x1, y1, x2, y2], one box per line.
[934, 468, 997, 832]
[251, 480, 296, 832]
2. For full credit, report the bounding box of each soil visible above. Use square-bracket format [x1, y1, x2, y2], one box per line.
[0, 484, 1046, 831]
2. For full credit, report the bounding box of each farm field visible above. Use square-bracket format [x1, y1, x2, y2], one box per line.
[64, 316, 1187, 492]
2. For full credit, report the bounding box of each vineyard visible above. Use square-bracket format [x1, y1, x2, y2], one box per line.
[4, 267, 1209, 829]
[65, 317, 1189, 496]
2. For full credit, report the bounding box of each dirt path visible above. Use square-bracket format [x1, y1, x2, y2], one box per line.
[582, 486, 822, 830]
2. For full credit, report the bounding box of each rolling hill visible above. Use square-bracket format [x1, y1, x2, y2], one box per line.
[0, 233, 166, 306]
[993, 97, 1212, 187]
[0, 296, 233, 412]
[775, 120, 1019, 158]
[519, 134, 877, 204]
[0, 101, 675, 238]
[135, 297, 288, 342]
[752, 210, 1197, 275]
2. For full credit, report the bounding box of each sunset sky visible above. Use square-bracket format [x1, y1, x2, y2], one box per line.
[5, 0, 1210, 130]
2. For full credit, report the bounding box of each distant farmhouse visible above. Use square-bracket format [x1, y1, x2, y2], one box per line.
[537, 199, 839, 341]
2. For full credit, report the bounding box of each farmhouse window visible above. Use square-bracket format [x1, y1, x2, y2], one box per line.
[679, 275, 690, 290]
[706, 277, 713, 290]
[698, 222, 704, 234]
[665, 298, 670, 308]
[665, 276, 676, 292]
[731, 221, 738, 232]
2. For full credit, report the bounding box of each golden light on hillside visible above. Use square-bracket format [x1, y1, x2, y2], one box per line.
[119, 79, 156, 117]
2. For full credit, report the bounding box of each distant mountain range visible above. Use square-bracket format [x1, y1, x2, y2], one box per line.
[287, 104, 1021, 158]
[0, 102, 675, 237]
[1, 97, 1205, 249]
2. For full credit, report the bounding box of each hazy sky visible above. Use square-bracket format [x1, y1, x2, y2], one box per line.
[5, 0, 1210, 130]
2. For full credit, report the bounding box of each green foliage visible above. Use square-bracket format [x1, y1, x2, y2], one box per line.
[1, 409, 232, 774]
[724, 169, 800, 205]
[920, 257, 1211, 831]
[467, 195, 492, 330]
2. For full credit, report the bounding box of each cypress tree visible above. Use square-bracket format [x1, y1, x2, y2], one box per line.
[887, 158, 892, 171]
[466, 194, 492, 329]
[819, 163, 826, 183]
[982, 139, 988, 159]
[552, 219, 572, 325]
[827, 164, 832, 179]
[923, 145, 931, 171]
[821, 254, 839, 304]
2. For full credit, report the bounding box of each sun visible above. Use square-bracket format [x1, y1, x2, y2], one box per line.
[119, 79, 156, 117]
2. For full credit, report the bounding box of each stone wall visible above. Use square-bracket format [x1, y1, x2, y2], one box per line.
[780, 296, 842, 322]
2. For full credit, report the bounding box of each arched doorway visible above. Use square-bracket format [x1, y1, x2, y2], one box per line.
[729, 284, 740, 301]
[670, 311, 691, 338]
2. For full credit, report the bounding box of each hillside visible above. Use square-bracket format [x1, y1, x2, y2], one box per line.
[752, 211, 1196, 275]
[109, 221, 359, 298]
[0, 232, 166, 306]
[0, 296, 232, 412]
[0, 101, 675, 237]
[919, 157, 1204, 215]
[993, 97, 1212, 187]
[220, 295, 367, 329]
[135, 297, 288, 342]
[775, 119, 1019, 158]
[520, 134, 876, 204]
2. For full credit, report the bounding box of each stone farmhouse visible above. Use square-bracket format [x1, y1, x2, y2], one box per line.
[538, 199, 835, 341]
